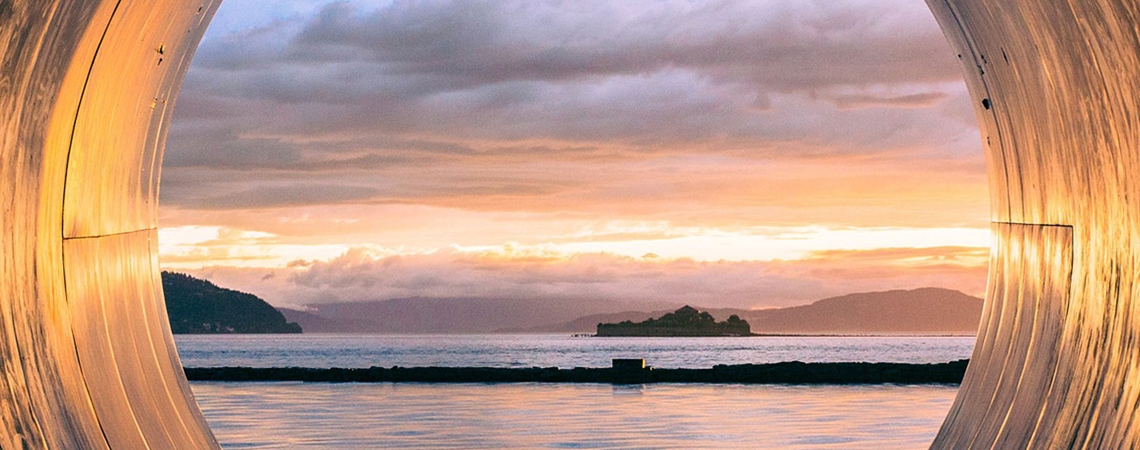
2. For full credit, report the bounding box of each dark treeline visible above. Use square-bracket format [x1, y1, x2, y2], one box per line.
[596, 305, 751, 337]
[163, 271, 301, 334]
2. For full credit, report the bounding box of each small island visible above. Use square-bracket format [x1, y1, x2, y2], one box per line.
[596, 306, 751, 337]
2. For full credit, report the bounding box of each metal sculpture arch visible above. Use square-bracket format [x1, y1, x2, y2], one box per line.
[2, 0, 1139, 448]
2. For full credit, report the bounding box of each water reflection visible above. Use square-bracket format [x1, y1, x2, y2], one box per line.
[193, 382, 956, 449]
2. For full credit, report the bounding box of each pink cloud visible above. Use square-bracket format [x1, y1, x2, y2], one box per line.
[183, 246, 987, 310]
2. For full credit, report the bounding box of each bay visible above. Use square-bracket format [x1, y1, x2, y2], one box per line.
[181, 334, 972, 448]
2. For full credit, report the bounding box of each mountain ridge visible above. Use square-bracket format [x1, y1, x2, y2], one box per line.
[280, 296, 680, 334]
[278, 287, 982, 335]
[743, 287, 981, 335]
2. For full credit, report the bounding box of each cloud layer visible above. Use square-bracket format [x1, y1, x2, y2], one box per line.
[187, 244, 988, 310]
[160, 0, 991, 307]
[165, 0, 981, 218]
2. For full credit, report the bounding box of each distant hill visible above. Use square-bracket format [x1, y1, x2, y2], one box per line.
[524, 288, 982, 335]
[277, 307, 384, 333]
[162, 272, 302, 334]
[278, 297, 678, 334]
[498, 310, 669, 333]
[274, 287, 981, 335]
[741, 288, 982, 335]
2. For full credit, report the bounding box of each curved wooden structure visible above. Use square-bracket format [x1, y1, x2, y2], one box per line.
[1, 0, 1140, 448]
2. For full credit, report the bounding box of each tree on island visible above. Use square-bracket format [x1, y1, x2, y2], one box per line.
[597, 306, 751, 337]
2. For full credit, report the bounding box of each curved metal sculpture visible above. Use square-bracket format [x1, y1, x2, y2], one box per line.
[1, 1, 222, 448]
[1, 0, 1139, 448]
[928, 1, 1140, 447]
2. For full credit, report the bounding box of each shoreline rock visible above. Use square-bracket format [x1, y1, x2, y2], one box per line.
[185, 360, 968, 385]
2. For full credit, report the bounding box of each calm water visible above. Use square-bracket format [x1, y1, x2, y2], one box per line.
[174, 334, 976, 369]
[181, 334, 971, 449]
[192, 382, 957, 449]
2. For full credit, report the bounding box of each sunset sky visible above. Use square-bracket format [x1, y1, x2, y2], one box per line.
[159, 0, 990, 310]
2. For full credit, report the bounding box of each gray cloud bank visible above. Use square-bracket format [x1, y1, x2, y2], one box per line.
[163, 0, 980, 214]
[191, 245, 987, 310]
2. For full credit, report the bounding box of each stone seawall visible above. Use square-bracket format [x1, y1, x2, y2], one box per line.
[185, 360, 968, 385]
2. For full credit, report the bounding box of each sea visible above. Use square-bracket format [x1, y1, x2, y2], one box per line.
[179, 334, 974, 449]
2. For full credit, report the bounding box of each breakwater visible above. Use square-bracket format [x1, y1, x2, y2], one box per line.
[185, 360, 968, 385]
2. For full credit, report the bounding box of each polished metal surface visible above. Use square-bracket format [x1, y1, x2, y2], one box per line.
[1, 1, 221, 448]
[2, 0, 1140, 448]
[926, 1, 1140, 447]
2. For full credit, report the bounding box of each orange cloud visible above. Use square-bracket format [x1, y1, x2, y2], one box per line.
[182, 245, 987, 311]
